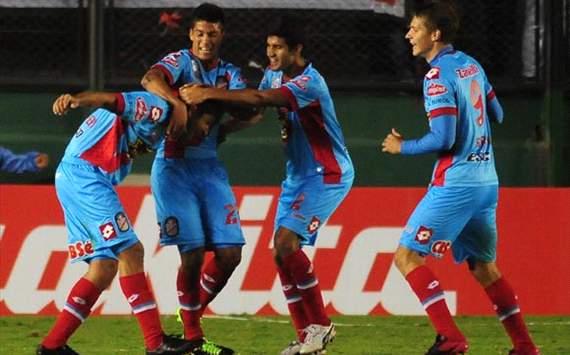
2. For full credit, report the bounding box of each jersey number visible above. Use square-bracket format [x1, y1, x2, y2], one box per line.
[470, 80, 484, 126]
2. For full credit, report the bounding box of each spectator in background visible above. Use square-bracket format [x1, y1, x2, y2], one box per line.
[0, 146, 49, 173]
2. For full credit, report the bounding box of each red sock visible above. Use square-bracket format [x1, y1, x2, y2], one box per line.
[281, 249, 330, 326]
[406, 266, 464, 340]
[177, 269, 203, 340]
[119, 273, 163, 350]
[485, 277, 536, 351]
[277, 264, 311, 341]
[42, 278, 101, 349]
[199, 258, 231, 312]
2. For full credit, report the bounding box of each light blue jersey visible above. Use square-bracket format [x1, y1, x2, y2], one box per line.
[152, 49, 247, 159]
[259, 64, 353, 184]
[421, 46, 499, 187]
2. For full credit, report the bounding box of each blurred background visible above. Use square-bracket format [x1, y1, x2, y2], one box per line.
[0, 0, 568, 186]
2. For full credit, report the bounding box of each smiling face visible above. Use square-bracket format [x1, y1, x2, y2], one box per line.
[189, 20, 224, 63]
[266, 36, 298, 72]
[405, 15, 441, 62]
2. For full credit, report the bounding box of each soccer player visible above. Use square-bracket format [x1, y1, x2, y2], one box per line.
[37, 91, 197, 355]
[140, 3, 257, 354]
[178, 15, 354, 355]
[0, 146, 49, 173]
[381, 2, 540, 354]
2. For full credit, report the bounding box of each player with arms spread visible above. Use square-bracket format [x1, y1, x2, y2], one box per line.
[179, 15, 354, 355]
[381, 1, 540, 354]
[37, 91, 198, 355]
[141, 3, 258, 354]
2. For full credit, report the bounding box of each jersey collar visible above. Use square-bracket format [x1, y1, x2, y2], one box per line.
[429, 45, 455, 66]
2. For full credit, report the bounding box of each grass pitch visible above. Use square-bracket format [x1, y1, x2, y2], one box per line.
[1, 315, 568, 354]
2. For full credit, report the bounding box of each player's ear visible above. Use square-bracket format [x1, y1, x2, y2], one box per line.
[432, 29, 442, 42]
[293, 44, 303, 57]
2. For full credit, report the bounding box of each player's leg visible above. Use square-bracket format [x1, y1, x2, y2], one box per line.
[395, 186, 472, 354]
[177, 247, 206, 342]
[199, 246, 242, 311]
[461, 185, 539, 354]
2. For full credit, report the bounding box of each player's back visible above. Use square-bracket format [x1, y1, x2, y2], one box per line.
[427, 48, 498, 187]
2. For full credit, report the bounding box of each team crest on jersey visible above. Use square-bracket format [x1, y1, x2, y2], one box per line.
[456, 64, 479, 79]
[164, 217, 179, 237]
[431, 240, 452, 258]
[114, 212, 130, 232]
[290, 75, 311, 91]
[99, 222, 117, 241]
[415, 225, 433, 245]
[307, 216, 321, 234]
[271, 76, 281, 89]
[425, 67, 440, 80]
[149, 106, 163, 123]
[135, 97, 148, 121]
[427, 82, 448, 96]
[162, 52, 181, 68]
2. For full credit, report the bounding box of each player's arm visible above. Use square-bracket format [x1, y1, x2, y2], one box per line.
[179, 85, 289, 108]
[52, 92, 119, 116]
[141, 67, 188, 138]
[486, 89, 503, 124]
[382, 113, 456, 155]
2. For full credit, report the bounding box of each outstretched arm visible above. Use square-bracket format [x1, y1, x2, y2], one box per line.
[180, 85, 289, 108]
[382, 115, 456, 155]
[52, 92, 118, 116]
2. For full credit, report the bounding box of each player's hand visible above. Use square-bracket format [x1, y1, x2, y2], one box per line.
[34, 153, 49, 169]
[53, 94, 80, 115]
[166, 100, 188, 139]
[381, 128, 403, 154]
[179, 84, 210, 105]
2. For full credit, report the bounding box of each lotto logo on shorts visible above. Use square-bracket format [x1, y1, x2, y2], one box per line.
[307, 216, 321, 234]
[431, 240, 452, 258]
[68, 241, 94, 260]
[415, 226, 433, 245]
[99, 222, 117, 241]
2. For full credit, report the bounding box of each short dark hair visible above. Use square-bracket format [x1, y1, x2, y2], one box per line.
[411, 0, 460, 43]
[267, 15, 306, 50]
[190, 3, 225, 29]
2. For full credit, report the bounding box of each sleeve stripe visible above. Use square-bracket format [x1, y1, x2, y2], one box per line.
[114, 93, 125, 114]
[279, 86, 299, 111]
[151, 64, 175, 86]
[429, 107, 457, 120]
[487, 89, 496, 101]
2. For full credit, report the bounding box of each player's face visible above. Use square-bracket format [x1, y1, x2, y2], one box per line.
[266, 36, 296, 72]
[405, 16, 437, 60]
[189, 20, 224, 62]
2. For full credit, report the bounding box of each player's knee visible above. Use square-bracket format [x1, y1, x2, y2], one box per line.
[393, 246, 424, 276]
[215, 248, 241, 273]
[180, 248, 205, 272]
[86, 259, 118, 289]
[468, 259, 501, 287]
[273, 228, 300, 258]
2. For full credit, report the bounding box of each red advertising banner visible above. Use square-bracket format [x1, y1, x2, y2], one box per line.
[1, 185, 569, 316]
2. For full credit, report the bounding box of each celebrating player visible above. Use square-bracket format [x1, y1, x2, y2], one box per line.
[141, 3, 258, 354]
[381, 2, 540, 354]
[178, 15, 354, 355]
[37, 91, 199, 355]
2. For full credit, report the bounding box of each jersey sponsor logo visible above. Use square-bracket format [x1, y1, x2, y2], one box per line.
[68, 240, 94, 260]
[99, 222, 117, 241]
[425, 67, 440, 80]
[164, 217, 179, 237]
[85, 115, 97, 127]
[467, 152, 491, 162]
[456, 64, 480, 79]
[135, 97, 148, 122]
[162, 52, 181, 68]
[428, 97, 453, 105]
[74, 128, 84, 138]
[307, 216, 321, 234]
[114, 212, 130, 232]
[290, 75, 311, 91]
[427, 82, 448, 97]
[414, 225, 433, 245]
[476, 136, 490, 147]
[431, 240, 451, 257]
[149, 106, 163, 123]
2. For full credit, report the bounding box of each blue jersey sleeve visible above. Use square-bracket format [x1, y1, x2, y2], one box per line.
[0, 146, 39, 173]
[226, 65, 247, 90]
[483, 75, 504, 124]
[151, 50, 190, 86]
[401, 115, 456, 155]
[118, 92, 170, 125]
[423, 77, 457, 113]
[282, 73, 322, 110]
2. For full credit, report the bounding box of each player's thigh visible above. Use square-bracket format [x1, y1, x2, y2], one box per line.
[151, 158, 205, 249]
[199, 162, 244, 249]
[275, 175, 351, 246]
[399, 186, 473, 259]
[453, 185, 498, 263]
[55, 162, 139, 264]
